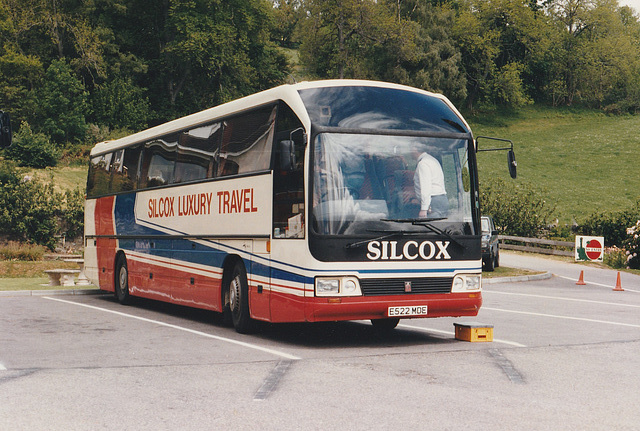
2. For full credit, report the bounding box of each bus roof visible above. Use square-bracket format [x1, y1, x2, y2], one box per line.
[90, 79, 469, 157]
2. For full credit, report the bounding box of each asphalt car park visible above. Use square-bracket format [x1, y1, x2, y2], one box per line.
[1, 252, 639, 430]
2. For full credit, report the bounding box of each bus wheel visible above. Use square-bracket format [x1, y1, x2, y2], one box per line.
[115, 254, 131, 305]
[227, 261, 254, 334]
[371, 318, 399, 331]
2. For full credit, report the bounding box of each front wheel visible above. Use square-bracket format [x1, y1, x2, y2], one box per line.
[484, 254, 495, 272]
[371, 318, 400, 331]
[115, 254, 131, 305]
[226, 261, 255, 334]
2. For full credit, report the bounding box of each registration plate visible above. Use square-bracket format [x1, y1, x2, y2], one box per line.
[388, 305, 428, 317]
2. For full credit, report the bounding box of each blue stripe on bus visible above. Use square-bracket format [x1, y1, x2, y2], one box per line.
[112, 194, 476, 288]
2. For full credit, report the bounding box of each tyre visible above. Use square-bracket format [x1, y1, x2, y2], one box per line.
[226, 261, 255, 334]
[371, 318, 400, 331]
[484, 253, 495, 272]
[495, 247, 500, 268]
[115, 254, 132, 305]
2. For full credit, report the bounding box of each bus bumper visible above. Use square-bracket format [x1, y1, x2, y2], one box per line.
[305, 292, 482, 322]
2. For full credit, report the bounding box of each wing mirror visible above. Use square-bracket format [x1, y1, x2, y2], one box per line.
[476, 136, 517, 179]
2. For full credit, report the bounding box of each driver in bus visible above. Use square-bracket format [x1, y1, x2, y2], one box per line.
[411, 143, 448, 218]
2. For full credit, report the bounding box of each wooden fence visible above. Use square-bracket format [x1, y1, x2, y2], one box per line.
[498, 235, 574, 257]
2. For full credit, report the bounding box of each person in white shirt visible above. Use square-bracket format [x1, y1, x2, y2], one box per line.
[411, 145, 448, 218]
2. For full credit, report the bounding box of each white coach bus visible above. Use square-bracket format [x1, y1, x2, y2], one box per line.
[84, 79, 516, 333]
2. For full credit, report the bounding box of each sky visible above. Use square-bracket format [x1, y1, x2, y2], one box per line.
[619, 0, 640, 13]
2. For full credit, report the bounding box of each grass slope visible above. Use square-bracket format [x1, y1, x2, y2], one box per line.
[469, 105, 640, 224]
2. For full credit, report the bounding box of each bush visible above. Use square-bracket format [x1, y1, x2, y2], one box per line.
[604, 247, 628, 270]
[625, 220, 640, 270]
[0, 163, 62, 249]
[4, 122, 60, 168]
[578, 201, 640, 247]
[61, 188, 85, 239]
[0, 241, 46, 261]
[480, 177, 555, 237]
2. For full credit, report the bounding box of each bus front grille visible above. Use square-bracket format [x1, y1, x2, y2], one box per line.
[359, 277, 453, 296]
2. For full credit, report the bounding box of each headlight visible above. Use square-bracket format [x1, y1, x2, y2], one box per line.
[315, 276, 362, 297]
[451, 274, 482, 292]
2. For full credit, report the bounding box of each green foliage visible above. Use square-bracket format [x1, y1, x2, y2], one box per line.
[0, 46, 44, 128]
[4, 122, 60, 168]
[37, 60, 88, 145]
[489, 62, 533, 108]
[480, 177, 555, 237]
[0, 176, 60, 250]
[0, 162, 80, 250]
[604, 247, 628, 270]
[578, 201, 640, 247]
[61, 188, 85, 239]
[91, 77, 150, 130]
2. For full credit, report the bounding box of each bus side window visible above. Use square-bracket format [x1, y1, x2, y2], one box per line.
[111, 147, 140, 193]
[273, 103, 305, 238]
[139, 137, 177, 188]
[219, 105, 277, 177]
[87, 153, 113, 197]
[174, 122, 221, 183]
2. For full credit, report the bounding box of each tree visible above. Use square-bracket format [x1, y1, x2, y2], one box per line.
[544, 0, 640, 109]
[389, 1, 467, 104]
[271, 0, 304, 48]
[0, 46, 44, 128]
[115, 0, 289, 121]
[91, 77, 150, 130]
[36, 59, 88, 145]
[453, 0, 549, 109]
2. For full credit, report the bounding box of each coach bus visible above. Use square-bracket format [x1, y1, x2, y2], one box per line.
[84, 79, 516, 333]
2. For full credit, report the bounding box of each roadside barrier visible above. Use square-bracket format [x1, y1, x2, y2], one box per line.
[499, 235, 573, 257]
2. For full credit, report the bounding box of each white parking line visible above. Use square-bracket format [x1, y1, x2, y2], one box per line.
[482, 306, 640, 328]
[484, 290, 640, 308]
[0, 363, 6, 371]
[398, 323, 527, 348]
[43, 296, 301, 361]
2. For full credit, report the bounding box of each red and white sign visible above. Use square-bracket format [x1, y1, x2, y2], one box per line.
[575, 235, 604, 262]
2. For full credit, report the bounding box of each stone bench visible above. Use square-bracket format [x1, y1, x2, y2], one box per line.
[44, 269, 81, 287]
[62, 258, 91, 286]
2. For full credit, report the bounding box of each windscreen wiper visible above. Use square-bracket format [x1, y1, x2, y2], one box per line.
[382, 218, 465, 249]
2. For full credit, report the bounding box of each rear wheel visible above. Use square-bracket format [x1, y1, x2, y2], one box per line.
[115, 254, 131, 305]
[226, 261, 255, 334]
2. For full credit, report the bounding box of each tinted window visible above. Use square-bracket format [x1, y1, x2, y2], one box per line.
[273, 102, 305, 238]
[87, 153, 113, 197]
[139, 137, 177, 188]
[175, 122, 221, 183]
[111, 146, 140, 193]
[298, 86, 468, 133]
[218, 105, 276, 176]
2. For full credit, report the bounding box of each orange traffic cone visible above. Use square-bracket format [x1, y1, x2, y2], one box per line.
[576, 270, 586, 285]
[613, 272, 624, 291]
